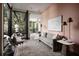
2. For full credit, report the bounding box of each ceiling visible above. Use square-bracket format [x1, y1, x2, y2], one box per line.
[9, 3, 51, 21]
[11, 3, 51, 13]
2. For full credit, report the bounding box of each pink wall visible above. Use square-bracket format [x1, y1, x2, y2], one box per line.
[41, 3, 79, 43]
[41, 3, 79, 53]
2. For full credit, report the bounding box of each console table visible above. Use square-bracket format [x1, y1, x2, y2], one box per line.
[57, 40, 75, 56]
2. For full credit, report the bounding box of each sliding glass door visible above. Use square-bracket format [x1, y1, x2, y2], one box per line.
[29, 21, 38, 33]
[29, 13, 41, 34]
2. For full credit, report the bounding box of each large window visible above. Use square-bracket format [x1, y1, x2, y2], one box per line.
[29, 21, 38, 33]
[12, 11, 25, 33]
[29, 13, 41, 33]
[3, 4, 10, 55]
[3, 4, 10, 35]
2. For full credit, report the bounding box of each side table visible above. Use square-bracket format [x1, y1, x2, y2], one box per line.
[57, 40, 75, 56]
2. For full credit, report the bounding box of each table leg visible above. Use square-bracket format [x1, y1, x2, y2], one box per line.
[61, 45, 70, 56]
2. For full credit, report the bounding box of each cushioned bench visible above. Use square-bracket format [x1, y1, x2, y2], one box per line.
[39, 32, 56, 49]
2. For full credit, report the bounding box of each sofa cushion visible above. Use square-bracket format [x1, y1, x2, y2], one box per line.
[39, 32, 57, 48]
[41, 32, 45, 37]
[41, 32, 56, 39]
[56, 34, 63, 40]
[47, 33, 54, 39]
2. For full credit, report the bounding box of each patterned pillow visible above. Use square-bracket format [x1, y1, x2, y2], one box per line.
[56, 34, 63, 40]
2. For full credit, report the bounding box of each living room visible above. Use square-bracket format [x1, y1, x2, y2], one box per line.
[0, 3, 79, 56]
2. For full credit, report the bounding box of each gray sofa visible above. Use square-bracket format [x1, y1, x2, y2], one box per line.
[39, 32, 56, 49]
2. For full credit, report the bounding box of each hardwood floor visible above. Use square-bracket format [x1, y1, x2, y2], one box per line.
[14, 38, 62, 56]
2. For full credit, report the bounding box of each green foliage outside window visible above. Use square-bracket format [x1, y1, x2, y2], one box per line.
[12, 11, 25, 33]
[3, 4, 10, 34]
[29, 21, 38, 33]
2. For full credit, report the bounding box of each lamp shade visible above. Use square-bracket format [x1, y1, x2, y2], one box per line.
[63, 21, 67, 25]
[68, 17, 73, 23]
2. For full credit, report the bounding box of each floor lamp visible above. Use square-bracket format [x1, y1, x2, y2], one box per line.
[68, 17, 73, 39]
[63, 21, 67, 36]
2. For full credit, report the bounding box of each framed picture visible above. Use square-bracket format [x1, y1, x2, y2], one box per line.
[48, 16, 63, 32]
